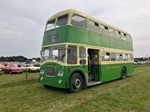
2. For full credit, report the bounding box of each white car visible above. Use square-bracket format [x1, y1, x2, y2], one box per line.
[21, 64, 40, 72]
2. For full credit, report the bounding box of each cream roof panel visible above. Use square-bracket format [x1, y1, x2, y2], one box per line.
[47, 9, 130, 35]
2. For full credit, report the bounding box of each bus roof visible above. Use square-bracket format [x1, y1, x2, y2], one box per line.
[47, 9, 130, 35]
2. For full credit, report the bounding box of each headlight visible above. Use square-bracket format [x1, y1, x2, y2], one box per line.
[58, 71, 64, 77]
[40, 69, 44, 75]
[58, 80, 62, 84]
[60, 72, 64, 76]
[58, 72, 61, 76]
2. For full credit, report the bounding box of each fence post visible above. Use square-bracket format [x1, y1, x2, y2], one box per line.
[26, 68, 28, 80]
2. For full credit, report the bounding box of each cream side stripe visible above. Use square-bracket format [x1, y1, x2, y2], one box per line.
[41, 43, 133, 66]
[101, 61, 134, 65]
[42, 42, 133, 52]
[40, 60, 133, 66]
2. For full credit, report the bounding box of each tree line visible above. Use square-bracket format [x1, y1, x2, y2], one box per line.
[1, 55, 149, 62]
[0, 56, 40, 62]
[134, 57, 150, 61]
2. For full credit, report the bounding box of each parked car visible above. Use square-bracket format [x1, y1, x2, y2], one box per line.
[0, 64, 5, 71]
[20, 64, 40, 72]
[0, 68, 1, 75]
[3, 65, 23, 74]
[134, 61, 140, 65]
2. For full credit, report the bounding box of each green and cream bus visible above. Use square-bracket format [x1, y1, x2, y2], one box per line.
[38, 9, 134, 93]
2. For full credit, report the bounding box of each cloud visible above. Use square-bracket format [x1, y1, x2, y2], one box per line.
[0, 0, 150, 58]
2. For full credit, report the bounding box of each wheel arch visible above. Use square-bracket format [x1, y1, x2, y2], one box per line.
[122, 65, 127, 74]
[121, 65, 127, 79]
[67, 69, 87, 89]
[28, 69, 32, 72]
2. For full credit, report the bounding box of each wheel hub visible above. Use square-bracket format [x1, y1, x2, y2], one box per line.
[73, 79, 81, 89]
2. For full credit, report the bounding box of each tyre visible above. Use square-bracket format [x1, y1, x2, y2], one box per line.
[69, 73, 83, 93]
[121, 67, 127, 79]
[28, 69, 32, 72]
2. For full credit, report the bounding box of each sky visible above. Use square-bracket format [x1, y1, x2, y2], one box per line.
[0, 0, 150, 58]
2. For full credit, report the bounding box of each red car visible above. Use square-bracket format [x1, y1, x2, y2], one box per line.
[4, 65, 23, 74]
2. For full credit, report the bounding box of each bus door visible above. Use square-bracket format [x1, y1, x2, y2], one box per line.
[88, 49, 99, 81]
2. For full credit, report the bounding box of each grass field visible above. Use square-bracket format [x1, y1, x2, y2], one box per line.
[0, 66, 150, 112]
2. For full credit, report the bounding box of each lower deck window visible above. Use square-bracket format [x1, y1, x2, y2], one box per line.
[111, 52, 116, 61]
[67, 45, 77, 64]
[102, 52, 110, 61]
[117, 53, 123, 61]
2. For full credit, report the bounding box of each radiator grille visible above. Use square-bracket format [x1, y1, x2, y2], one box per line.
[46, 66, 56, 77]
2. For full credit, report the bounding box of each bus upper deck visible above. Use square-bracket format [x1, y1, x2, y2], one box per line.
[42, 9, 133, 51]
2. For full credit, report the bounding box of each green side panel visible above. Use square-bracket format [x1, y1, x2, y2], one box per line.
[67, 26, 89, 44]
[42, 25, 133, 51]
[128, 42, 133, 51]
[39, 62, 68, 88]
[100, 34, 110, 48]
[115, 39, 122, 49]
[100, 63, 134, 82]
[88, 31, 100, 46]
[100, 64, 118, 82]
[127, 63, 134, 73]
[110, 37, 115, 48]
[122, 40, 128, 50]
[42, 26, 68, 46]
[39, 62, 88, 89]
[39, 61, 134, 88]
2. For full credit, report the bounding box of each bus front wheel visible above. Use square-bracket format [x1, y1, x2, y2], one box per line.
[121, 67, 127, 79]
[69, 73, 83, 93]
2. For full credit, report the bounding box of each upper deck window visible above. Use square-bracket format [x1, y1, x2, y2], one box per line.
[46, 19, 55, 31]
[100, 24, 108, 35]
[109, 28, 114, 36]
[71, 14, 87, 29]
[115, 30, 121, 38]
[88, 20, 99, 32]
[56, 14, 68, 28]
[121, 33, 127, 40]
[127, 34, 132, 41]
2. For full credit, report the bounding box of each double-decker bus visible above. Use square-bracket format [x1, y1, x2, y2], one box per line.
[38, 9, 134, 93]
